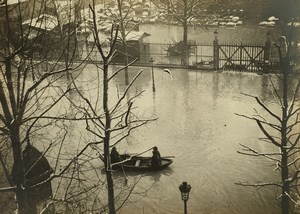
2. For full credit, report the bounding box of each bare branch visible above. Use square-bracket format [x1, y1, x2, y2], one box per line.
[0, 186, 17, 193]
[20, 67, 73, 118]
[270, 78, 283, 107]
[241, 93, 281, 122]
[71, 75, 105, 129]
[116, 176, 143, 212]
[288, 157, 300, 167]
[29, 140, 103, 189]
[237, 143, 281, 162]
[288, 148, 300, 157]
[108, 58, 138, 81]
[287, 132, 300, 151]
[284, 191, 300, 205]
[111, 118, 157, 147]
[256, 120, 281, 147]
[235, 113, 281, 132]
[287, 110, 300, 127]
[288, 81, 300, 116]
[23, 88, 71, 141]
[111, 69, 144, 113]
[235, 181, 282, 188]
[89, 4, 105, 60]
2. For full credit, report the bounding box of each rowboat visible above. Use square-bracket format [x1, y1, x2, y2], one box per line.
[100, 154, 173, 171]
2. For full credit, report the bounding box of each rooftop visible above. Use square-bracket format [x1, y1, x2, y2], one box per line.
[0, 0, 27, 6]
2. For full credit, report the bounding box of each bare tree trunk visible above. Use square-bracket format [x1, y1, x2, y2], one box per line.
[103, 62, 116, 214]
[1, 57, 33, 213]
[117, 0, 129, 85]
[182, 21, 188, 67]
[235, 39, 300, 213]
[182, 0, 188, 47]
[183, 22, 188, 47]
[281, 117, 289, 214]
[11, 125, 35, 214]
[280, 49, 289, 214]
[123, 42, 129, 85]
[182, 0, 188, 67]
[88, 2, 156, 212]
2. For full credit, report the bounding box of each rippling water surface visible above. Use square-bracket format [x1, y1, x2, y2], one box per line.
[105, 66, 281, 214]
[139, 23, 281, 44]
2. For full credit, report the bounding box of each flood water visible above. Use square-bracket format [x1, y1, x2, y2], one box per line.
[39, 23, 287, 214]
[28, 60, 284, 214]
[70, 64, 281, 214]
[0, 17, 295, 214]
[140, 23, 282, 44]
[30, 23, 286, 213]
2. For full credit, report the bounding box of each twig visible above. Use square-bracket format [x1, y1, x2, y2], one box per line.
[238, 143, 281, 162]
[241, 93, 281, 122]
[235, 181, 282, 188]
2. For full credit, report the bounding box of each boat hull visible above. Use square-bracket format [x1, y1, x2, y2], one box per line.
[102, 154, 173, 171]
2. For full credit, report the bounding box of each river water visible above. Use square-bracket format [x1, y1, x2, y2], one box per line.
[42, 24, 285, 213]
[30, 61, 282, 214]
[91, 66, 281, 214]
[139, 23, 282, 44]
[0, 20, 293, 214]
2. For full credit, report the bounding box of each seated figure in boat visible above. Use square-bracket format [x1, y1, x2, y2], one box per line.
[110, 147, 121, 164]
[151, 146, 162, 167]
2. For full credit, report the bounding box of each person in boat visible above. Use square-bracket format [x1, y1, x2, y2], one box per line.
[151, 146, 162, 167]
[110, 146, 121, 164]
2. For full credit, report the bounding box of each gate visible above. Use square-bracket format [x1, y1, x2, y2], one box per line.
[212, 31, 272, 72]
[218, 44, 266, 72]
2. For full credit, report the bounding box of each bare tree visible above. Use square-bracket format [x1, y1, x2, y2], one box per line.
[0, 0, 86, 213]
[104, 0, 141, 85]
[152, 0, 204, 65]
[0, 0, 163, 213]
[153, 0, 205, 44]
[67, 2, 156, 213]
[236, 35, 300, 214]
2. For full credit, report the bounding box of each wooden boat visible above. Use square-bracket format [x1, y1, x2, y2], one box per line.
[100, 154, 173, 171]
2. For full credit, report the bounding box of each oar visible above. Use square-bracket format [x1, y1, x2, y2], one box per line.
[133, 147, 155, 156]
[161, 156, 175, 159]
[119, 156, 128, 185]
[111, 147, 154, 167]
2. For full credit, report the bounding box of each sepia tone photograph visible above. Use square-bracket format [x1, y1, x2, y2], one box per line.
[0, 0, 299, 213]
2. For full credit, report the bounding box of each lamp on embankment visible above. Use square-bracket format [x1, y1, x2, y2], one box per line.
[213, 29, 219, 70]
[150, 57, 155, 92]
[214, 29, 218, 41]
[179, 181, 191, 214]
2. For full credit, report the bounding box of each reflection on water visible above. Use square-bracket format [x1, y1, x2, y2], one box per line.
[55, 64, 282, 214]
[140, 23, 282, 44]
[111, 67, 281, 214]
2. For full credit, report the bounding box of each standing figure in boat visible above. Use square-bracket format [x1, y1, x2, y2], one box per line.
[110, 146, 121, 164]
[151, 146, 162, 167]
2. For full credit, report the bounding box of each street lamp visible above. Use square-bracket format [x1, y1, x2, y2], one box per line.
[149, 57, 155, 92]
[213, 29, 219, 70]
[214, 29, 218, 41]
[179, 181, 191, 214]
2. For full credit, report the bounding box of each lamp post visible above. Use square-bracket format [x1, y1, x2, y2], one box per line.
[213, 29, 219, 70]
[150, 57, 155, 92]
[214, 29, 218, 41]
[179, 181, 191, 214]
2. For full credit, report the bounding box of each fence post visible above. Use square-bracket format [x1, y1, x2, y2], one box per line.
[239, 43, 243, 69]
[213, 30, 219, 70]
[264, 31, 271, 62]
